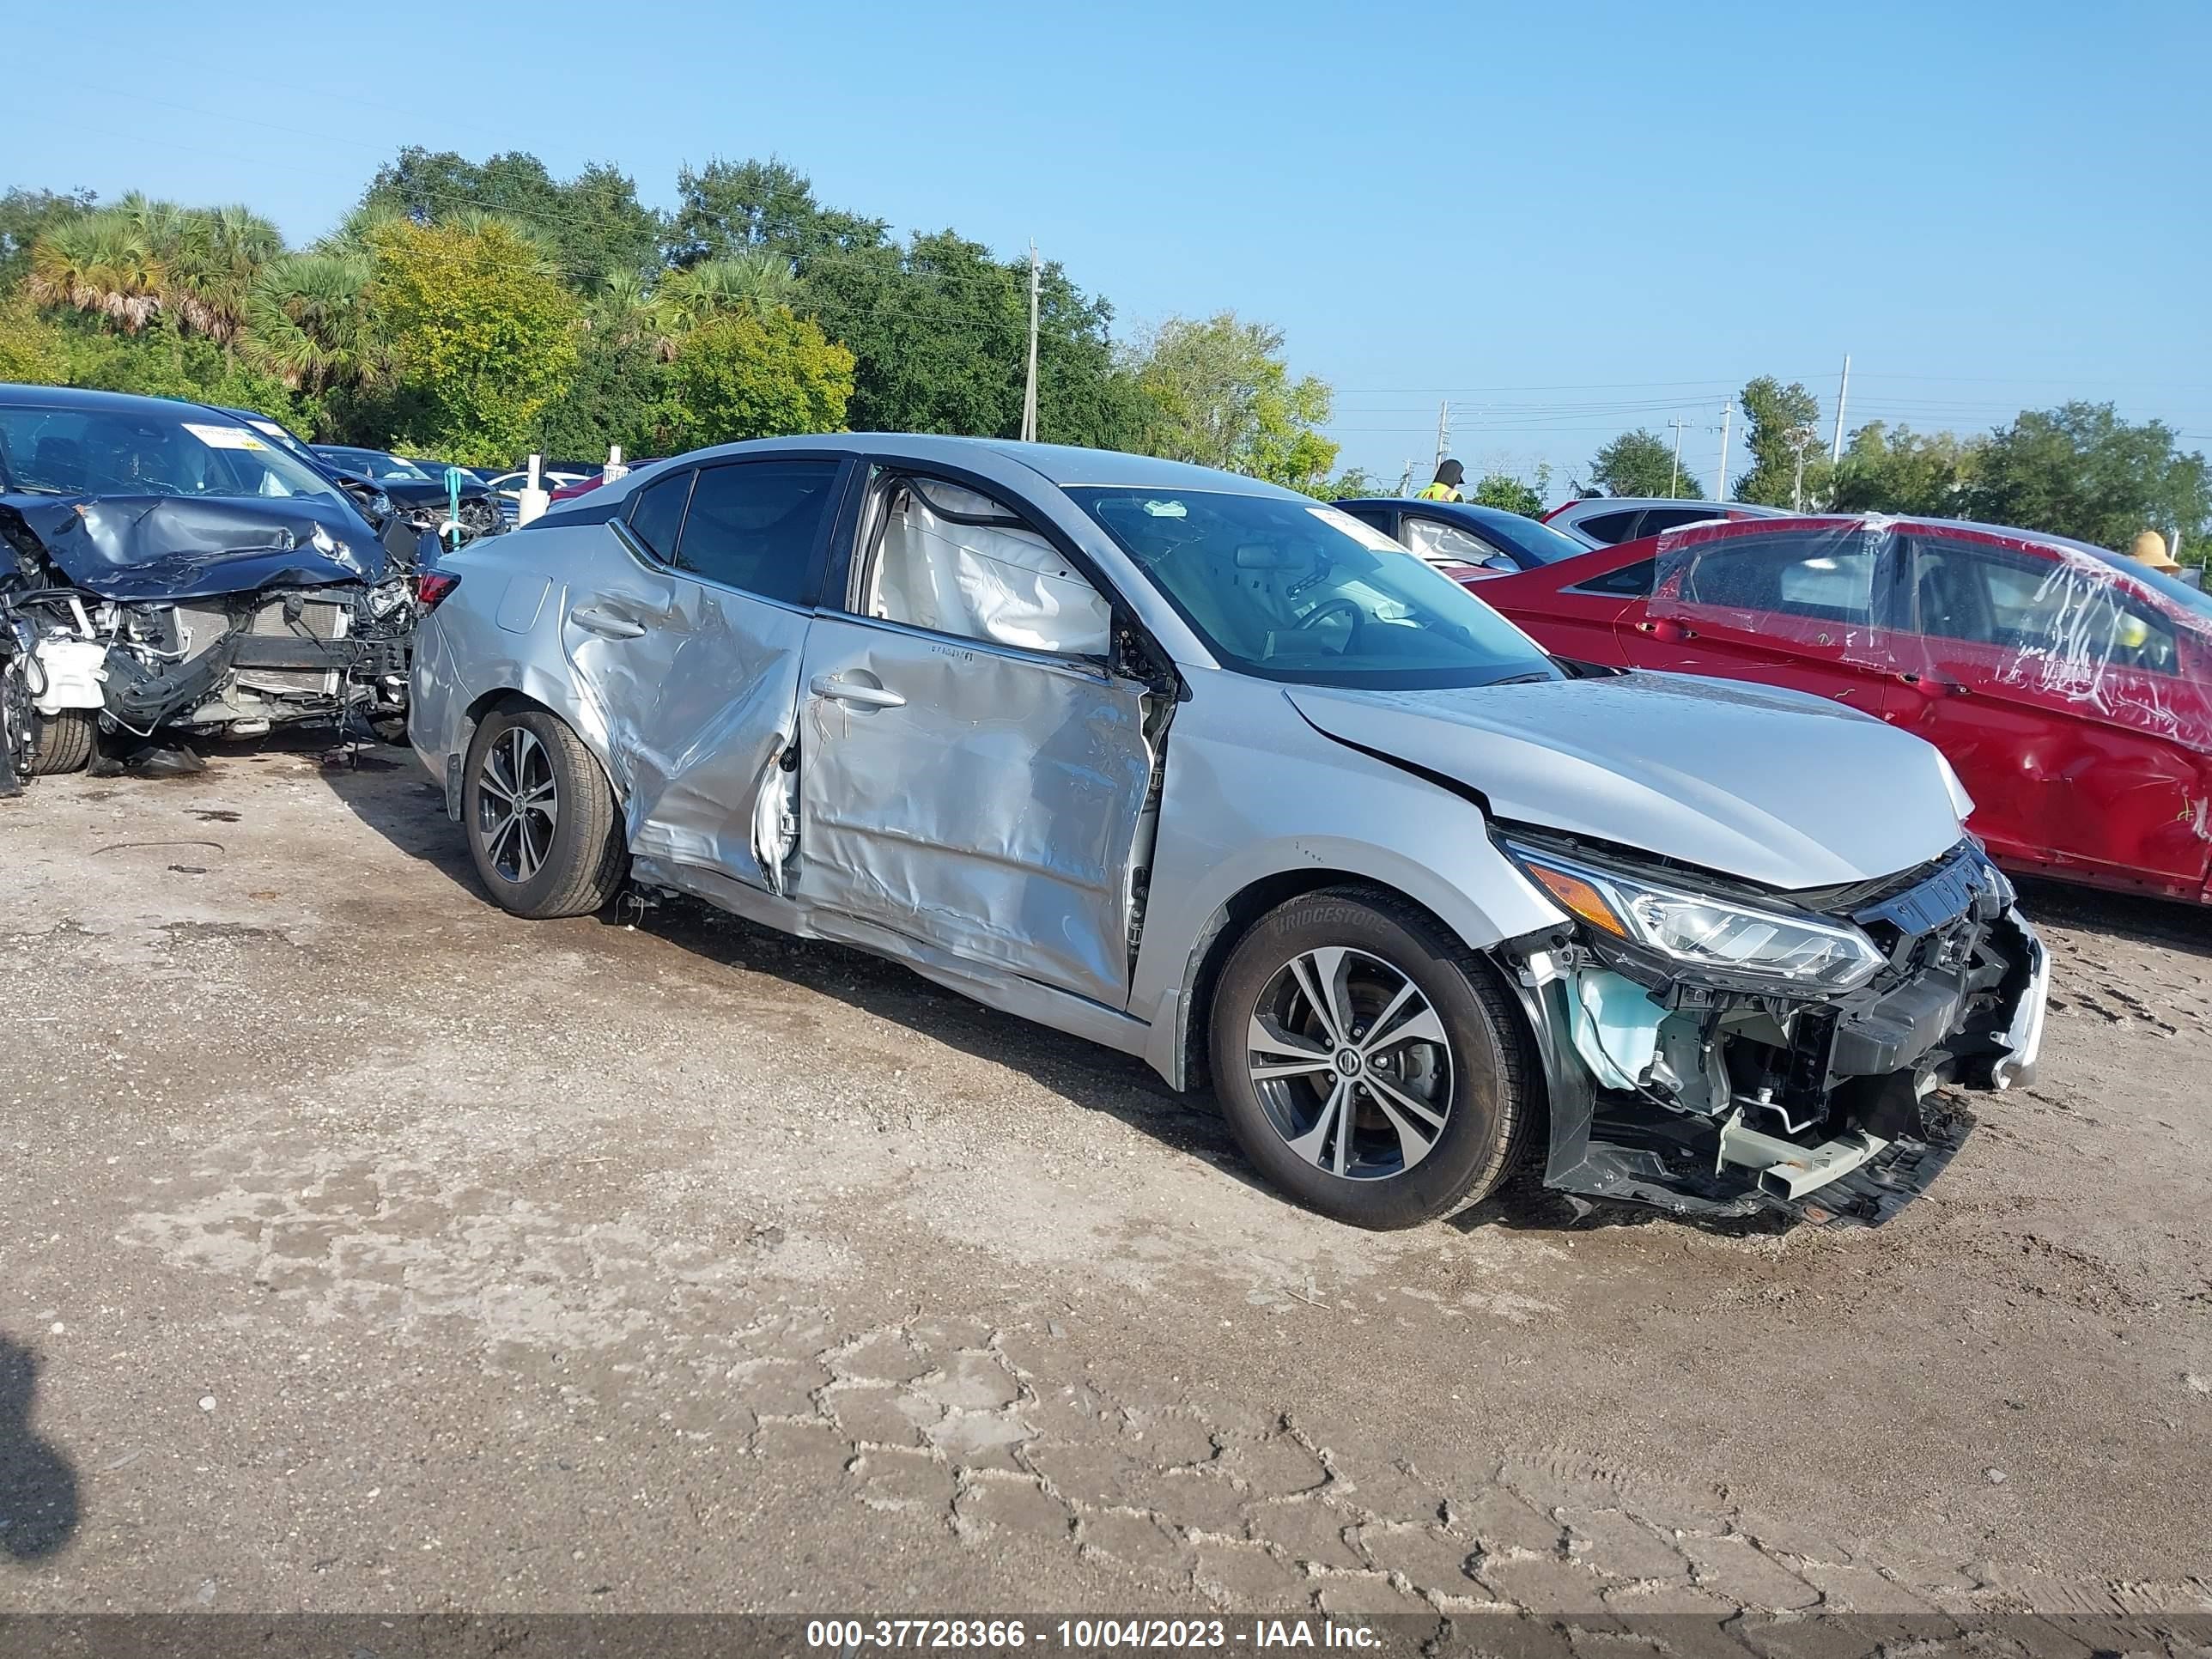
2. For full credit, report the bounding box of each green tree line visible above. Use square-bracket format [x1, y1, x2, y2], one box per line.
[0, 154, 1358, 492]
[1577, 376, 2209, 565]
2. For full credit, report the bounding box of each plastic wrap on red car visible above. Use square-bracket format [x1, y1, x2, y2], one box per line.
[1644, 514, 2212, 755]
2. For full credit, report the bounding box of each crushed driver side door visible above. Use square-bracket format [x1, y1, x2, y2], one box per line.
[796, 469, 1158, 1008]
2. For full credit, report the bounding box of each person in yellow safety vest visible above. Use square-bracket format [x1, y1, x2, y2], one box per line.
[1415, 459, 1465, 501]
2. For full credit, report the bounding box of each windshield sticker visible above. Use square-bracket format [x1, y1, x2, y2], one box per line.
[248, 420, 289, 438]
[182, 422, 269, 452]
[1140, 499, 1188, 518]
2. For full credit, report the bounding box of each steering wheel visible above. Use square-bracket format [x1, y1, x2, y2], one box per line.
[1295, 596, 1365, 651]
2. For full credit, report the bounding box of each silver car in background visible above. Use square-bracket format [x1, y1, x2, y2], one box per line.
[410, 436, 2048, 1229]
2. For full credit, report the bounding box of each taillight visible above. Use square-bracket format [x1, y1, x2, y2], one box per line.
[416, 570, 461, 610]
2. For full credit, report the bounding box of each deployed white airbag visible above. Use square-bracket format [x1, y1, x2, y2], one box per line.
[870, 480, 1111, 658]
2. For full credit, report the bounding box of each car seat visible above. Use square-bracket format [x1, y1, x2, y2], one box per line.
[1914, 554, 1990, 642]
[33, 437, 88, 493]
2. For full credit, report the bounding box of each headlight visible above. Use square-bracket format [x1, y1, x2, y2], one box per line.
[1503, 841, 1886, 993]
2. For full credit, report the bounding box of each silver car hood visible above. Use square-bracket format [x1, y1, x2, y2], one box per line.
[1285, 672, 1968, 890]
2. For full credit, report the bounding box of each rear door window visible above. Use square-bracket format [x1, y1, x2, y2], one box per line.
[1680, 532, 1875, 625]
[674, 459, 842, 605]
[624, 468, 694, 561]
[1401, 516, 1512, 568]
[1638, 506, 1725, 537]
[1339, 505, 1397, 537]
[1575, 509, 1644, 544]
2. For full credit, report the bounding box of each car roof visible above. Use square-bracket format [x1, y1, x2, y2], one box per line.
[0, 381, 255, 422]
[1552, 496, 1786, 517]
[641, 433, 1314, 499]
[1631, 510, 2095, 549]
[1336, 496, 1547, 532]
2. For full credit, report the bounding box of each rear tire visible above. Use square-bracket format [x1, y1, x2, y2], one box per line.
[28, 709, 94, 775]
[1207, 887, 1534, 1229]
[462, 704, 627, 919]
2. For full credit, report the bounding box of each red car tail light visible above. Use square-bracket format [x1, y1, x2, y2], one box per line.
[416, 571, 462, 610]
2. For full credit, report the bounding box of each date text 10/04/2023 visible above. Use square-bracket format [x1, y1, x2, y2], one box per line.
[803, 1620, 1383, 1650]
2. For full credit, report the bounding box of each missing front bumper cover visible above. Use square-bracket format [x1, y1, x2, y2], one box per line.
[1498, 845, 2046, 1225]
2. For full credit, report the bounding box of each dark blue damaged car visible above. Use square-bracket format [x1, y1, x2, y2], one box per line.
[0, 385, 415, 775]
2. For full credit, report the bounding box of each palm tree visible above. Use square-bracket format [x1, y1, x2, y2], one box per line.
[161, 204, 284, 343]
[26, 212, 164, 331]
[317, 204, 406, 258]
[241, 251, 377, 392]
[27, 197, 286, 343]
[446, 209, 564, 276]
[653, 252, 797, 334]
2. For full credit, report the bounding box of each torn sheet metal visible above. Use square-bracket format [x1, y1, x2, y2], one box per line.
[0, 491, 412, 746]
[561, 562, 811, 892]
[1500, 833, 2046, 1224]
[2, 493, 385, 601]
[796, 617, 1154, 1008]
[866, 477, 1112, 658]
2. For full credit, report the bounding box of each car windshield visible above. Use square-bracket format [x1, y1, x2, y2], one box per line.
[0, 403, 344, 503]
[223, 411, 321, 466]
[1068, 488, 1560, 688]
[319, 447, 433, 482]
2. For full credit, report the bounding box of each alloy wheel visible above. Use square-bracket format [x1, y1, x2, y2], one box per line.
[1244, 946, 1455, 1180]
[476, 726, 558, 884]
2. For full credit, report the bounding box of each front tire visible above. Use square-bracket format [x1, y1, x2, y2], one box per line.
[462, 705, 627, 919]
[1207, 888, 1534, 1229]
[28, 709, 94, 775]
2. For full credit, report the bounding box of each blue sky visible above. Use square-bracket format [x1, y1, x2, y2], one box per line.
[11, 0, 2209, 494]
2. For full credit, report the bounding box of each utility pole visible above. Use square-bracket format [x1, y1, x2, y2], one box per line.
[1666, 416, 1692, 497]
[1715, 401, 1732, 501]
[1396, 459, 1417, 497]
[1788, 430, 1814, 511]
[1434, 400, 1450, 470]
[1831, 354, 1850, 464]
[1020, 240, 1041, 443]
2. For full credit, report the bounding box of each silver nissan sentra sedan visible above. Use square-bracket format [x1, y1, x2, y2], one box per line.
[410, 435, 2049, 1230]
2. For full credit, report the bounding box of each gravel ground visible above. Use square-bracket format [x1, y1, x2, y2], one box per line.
[1, 744, 2208, 1621]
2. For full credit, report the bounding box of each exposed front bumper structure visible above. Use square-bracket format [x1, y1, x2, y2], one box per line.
[1498, 840, 2050, 1225]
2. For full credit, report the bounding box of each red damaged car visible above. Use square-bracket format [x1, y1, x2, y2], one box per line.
[1473, 514, 2212, 904]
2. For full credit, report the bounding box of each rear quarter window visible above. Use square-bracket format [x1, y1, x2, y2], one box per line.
[1569, 557, 1656, 597]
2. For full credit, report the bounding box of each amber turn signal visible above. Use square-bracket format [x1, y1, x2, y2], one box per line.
[1525, 863, 1628, 936]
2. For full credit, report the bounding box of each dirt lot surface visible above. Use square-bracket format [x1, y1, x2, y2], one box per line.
[2, 746, 2208, 1622]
